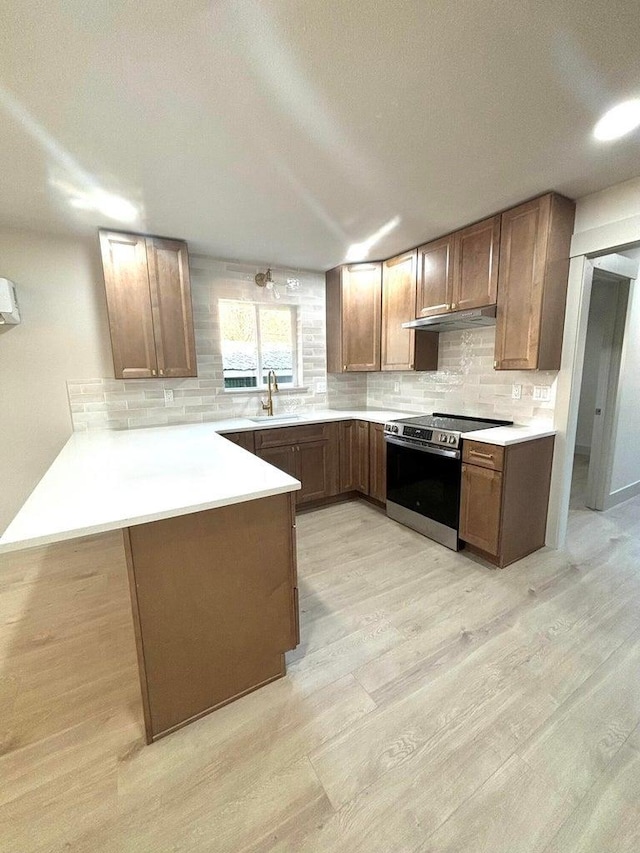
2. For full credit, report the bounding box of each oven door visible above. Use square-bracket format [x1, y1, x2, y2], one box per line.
[385, 437, 461, 549]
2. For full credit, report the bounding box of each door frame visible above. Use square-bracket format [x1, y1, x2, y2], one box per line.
[547, 249, 638, 548]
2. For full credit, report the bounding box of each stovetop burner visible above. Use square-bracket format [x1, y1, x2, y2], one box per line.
[393, 413, 513, 433]
[384, 412, 513, 453]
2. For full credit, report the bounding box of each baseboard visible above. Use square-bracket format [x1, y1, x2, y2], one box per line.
[603, 481, 640, 510]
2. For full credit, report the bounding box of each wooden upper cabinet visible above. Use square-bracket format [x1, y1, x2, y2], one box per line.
[146, 237, 197, 378]
[382, 250, 417, 371]
[494, 193, 575, 370]
[99, 231, 157, 378]
[452, 215, 501, 311]
[416, 234, 455, 317]
[326, 263, 381, 372]
[99, 229, 197, 379]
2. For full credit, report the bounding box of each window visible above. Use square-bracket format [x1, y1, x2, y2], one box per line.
[219, 300, 298, 390]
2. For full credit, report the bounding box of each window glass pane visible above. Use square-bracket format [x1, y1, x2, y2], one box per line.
[219, 301, 259, 389]
[259, 306, 295, 386]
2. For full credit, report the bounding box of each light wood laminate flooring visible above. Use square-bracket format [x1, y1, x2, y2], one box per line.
[1, 476, 639, 852]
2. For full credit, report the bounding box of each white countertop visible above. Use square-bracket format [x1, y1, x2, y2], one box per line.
[462, 424, 557, 446]
[0, 424, 303, 554]
[0, 408, 555, 554]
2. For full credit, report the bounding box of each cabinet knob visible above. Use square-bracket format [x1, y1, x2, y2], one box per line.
[343, 365, 347, 371]
[151, 369, 157, 376]
[493, 360, 498, 369]
[159, 369, 164, 376]
[451, 302, 457, 309]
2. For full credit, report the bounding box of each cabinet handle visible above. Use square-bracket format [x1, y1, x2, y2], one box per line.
[151, 369, 157, 376]
[451, 302, 457, 309]
[469, 450, 494, 460]
[159, 369, 164, 376]
[493, 360, 498, 369]
[343, 364, 347, 371]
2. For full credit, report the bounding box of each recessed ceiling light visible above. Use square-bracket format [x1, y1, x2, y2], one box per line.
[593, 99, 640, 141]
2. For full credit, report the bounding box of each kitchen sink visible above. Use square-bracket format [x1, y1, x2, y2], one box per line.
[248, 414, 302, 423]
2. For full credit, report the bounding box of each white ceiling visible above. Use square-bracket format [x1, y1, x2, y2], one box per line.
[1, 0, 639, 270]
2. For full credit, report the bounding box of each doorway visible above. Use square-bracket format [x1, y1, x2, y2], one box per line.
[571, 269, 630, 511]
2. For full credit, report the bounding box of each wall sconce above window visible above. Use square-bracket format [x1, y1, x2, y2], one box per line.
[255, 268, 281, 300]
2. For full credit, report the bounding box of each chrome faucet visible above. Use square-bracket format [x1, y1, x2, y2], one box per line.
[261, 370, 279, 416]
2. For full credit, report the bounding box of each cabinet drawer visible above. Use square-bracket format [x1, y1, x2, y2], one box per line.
[255, 422, 332, 450]
[462, 441, 504, 471]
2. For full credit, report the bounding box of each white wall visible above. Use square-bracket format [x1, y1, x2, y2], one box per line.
[0, 228, 112, 532]
[575, 280, 609, 453]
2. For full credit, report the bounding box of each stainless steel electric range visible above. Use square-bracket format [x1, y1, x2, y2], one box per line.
[384, 413, 512, 550]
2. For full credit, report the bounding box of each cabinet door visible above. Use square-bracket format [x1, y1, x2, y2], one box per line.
[368, 423, 387, 504]
[416, 234, 455, 317]
[99, 231, 157, 379]
[341, 264, 382, 371]
[338, 421, 358, 492]
[459, 463, 503, 555]
[222, 431, 256, 453]
[297, 440, 334, 504]
[256, 446, 298, 480]
[356, 421, 370, 494]
[494, 196, 550, 370]
[452, 215, 500, 311]
[146, 237, 197, 378]
[381, 251, 417, 371]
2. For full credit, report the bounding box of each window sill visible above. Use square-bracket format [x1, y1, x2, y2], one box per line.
[223, 386, 310, 395]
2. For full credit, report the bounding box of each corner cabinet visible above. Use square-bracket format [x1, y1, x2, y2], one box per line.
[494, 194, 575, 370]
[326, 263, 382, 372]
[381, 251, 439, 372]
[99, 230, 197, 379]
[459, 436, 555, 567]
[416, 215, 500, 318]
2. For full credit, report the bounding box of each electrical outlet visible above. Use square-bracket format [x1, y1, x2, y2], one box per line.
[164, 389, 174, 404]
[533, 385, 551, 402]
[512, 383, 522, 400]
[394, 382, 401, 393]
[315, 379, 327, 393]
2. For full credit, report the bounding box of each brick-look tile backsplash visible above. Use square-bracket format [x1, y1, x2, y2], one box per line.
[68, 260, 556, 431]
[367, 328, 557, 423]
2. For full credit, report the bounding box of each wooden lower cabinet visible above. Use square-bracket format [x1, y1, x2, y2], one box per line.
[124, 492, 298, 742]
[459, 436, 555, 567]
[368, 423, 387, 504]
[255, 423, 338, 505]
[222, 431, 256, 453]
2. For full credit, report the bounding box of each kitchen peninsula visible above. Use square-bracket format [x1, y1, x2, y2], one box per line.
[0, 424, 301, 742]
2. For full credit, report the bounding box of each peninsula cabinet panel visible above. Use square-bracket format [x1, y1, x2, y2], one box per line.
[494, 193, 575, 370]
[146, 237, 197, 378]
[416, 234, 455, 317]
[99, 229, 197, 380]
[382, 250, 439, 372]
[452, 215, 501, 311]
[459, 436, 555, 568]
[99, 231, 157, 378]
[124, 493, 298, 742]
[326, 263, 382, 372]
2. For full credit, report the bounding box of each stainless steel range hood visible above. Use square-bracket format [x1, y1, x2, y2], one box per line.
[402, 304, 496, 332]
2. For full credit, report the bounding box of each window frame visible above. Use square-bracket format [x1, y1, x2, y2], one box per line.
[219, 299, 299, 391]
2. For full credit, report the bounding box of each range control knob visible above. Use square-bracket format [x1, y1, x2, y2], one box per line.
[448, 435, 457, 444]
[439, 433, 447, 442]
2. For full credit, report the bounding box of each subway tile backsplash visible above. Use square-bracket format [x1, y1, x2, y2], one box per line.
[68, 261, 556, 430]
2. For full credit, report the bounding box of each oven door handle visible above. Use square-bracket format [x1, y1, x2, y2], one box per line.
[385, 436, 461, 460]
